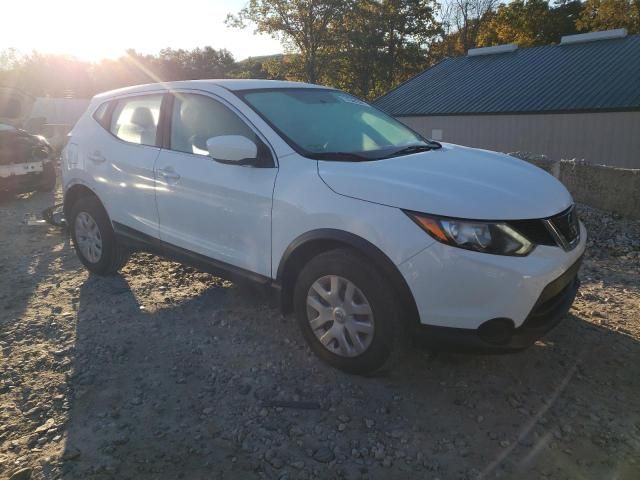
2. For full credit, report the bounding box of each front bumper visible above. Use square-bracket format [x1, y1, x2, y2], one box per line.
[398, 222, 586, 350]
[0, 160, 54, 192]
[411, 258, 581, 351]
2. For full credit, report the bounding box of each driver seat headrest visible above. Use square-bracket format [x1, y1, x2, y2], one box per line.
[130, 107, 155, 128]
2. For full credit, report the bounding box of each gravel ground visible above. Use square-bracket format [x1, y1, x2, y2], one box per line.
[0, 189, 639, 480]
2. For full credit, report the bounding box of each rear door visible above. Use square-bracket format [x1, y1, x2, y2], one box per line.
[154, 91, 278, 277]
[88, 93, 164, 238]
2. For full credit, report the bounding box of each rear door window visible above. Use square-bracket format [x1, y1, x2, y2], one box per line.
[110, 95, 163, 146]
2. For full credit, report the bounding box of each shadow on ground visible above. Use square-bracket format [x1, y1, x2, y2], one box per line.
[58, 266, 640, 480]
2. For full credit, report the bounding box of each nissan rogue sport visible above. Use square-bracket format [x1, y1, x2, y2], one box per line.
[62, 80, 586, 374]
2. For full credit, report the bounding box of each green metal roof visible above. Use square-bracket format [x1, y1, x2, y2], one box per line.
[374, 34, 640, 116]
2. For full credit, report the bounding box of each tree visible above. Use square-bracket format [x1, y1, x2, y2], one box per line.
[577, 0, 640, 33]
[379, 0, 441, 90]
[0, 49, 19, 71]
[479, 0, 551, 47]
[0, 47, 239, 98]
[441, 0, 499, 53]
[226, 0, 440, 96]
[226, 0, 348, 83]
[477, 0, 582, 48]
[322, 0, 439, 99]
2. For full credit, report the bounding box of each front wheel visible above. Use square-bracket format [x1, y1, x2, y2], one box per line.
[293, 249, 402, 375]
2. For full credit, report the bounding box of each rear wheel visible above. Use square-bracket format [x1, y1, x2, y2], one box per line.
[293, 248, 402, 374]
[69, 196, 129, 275]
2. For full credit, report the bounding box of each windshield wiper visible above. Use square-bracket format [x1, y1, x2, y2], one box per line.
[306, 152, 371, 161]
[380, 143, 441, 159]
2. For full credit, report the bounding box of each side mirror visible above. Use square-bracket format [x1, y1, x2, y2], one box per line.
[206, 135, 258, 164]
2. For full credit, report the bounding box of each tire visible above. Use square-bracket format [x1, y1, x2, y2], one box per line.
[69, 196, 129, 275]
[36, 162, 56, 192]
[293, 248, 402, 375]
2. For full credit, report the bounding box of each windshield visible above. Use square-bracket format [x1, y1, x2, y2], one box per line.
[238, 88, 436, 160]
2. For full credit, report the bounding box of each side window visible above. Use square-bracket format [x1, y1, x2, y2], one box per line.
[92, 101, 110, 129]
[170, 93, 258, 155]
[109, 95, 163, 146]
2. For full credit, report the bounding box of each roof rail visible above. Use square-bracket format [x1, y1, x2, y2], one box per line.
[468, 43, 518, 57]
[561, 28, 627, 45]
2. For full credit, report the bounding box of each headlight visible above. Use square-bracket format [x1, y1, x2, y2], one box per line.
[405, 211, 534, 256]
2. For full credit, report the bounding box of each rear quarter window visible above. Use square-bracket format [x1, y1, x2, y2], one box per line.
[92, 102, 111, 129]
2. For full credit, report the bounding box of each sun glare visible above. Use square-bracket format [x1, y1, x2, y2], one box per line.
[1, 0, 280, 62]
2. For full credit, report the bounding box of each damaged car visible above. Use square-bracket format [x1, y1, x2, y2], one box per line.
[0, 87, 56, 193]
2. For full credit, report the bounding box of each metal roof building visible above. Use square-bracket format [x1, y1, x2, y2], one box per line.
[375, 29, 640, 168]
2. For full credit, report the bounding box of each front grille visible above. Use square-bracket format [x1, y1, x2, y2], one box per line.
[544, 206, 580, 251]
[507, 205, 580, 251]
[507, 219, 556, 246]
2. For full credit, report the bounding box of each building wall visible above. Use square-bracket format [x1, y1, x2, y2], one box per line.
[30, 98, 90, 126]
[398, 111, 640, 169]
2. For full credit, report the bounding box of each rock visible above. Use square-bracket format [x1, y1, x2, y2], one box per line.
[34, 418, 55, 434]
[313, 447, 335, 463]
[372, 445, 385, 460]
[364, 419, 375, 429]
[289, 426, 303, 437]
[518, 437, 534, 447]
[112, 434, 130, 446]
[268, 456, 284, 469]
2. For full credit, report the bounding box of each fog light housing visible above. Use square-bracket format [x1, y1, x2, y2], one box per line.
[478, 318, 515, 345]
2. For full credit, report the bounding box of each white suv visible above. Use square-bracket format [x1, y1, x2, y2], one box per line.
[62, 80, 586, 374]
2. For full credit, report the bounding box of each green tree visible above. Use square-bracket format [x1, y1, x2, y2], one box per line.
[378, 0, 441, 91]
[0, 47, 238, 98]
[444, 0, 499, 52]
[226, 0, 348, 83]
[479, 0, 551, 47]
[547, 0, 583, 39]
[477, 0, 582, 47]
[323, 0, 440, 98]
[227, 0, 440, 97]
[577, 0, 640, 33]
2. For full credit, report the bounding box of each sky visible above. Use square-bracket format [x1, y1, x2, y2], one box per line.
[1, 0, 283, 62]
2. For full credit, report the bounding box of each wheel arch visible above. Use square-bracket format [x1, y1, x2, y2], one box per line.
[276, 229, 420, 327]
[63, 183, 104, 221]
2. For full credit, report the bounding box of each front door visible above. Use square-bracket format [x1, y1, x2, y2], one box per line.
[154, 92, 277, 278]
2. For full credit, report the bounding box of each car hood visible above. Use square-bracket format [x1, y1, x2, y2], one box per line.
[317, 143, 573, 220]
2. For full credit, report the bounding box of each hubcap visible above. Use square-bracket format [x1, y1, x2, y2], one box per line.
[74, 212, 103, 264]
[306, 275, 374, 357]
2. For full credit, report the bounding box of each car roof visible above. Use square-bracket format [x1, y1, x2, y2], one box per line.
[93, 79, 330, 100]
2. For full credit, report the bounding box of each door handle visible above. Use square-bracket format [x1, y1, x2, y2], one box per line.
[88, 151, 106, 163]
[158, 167, 181, 182]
